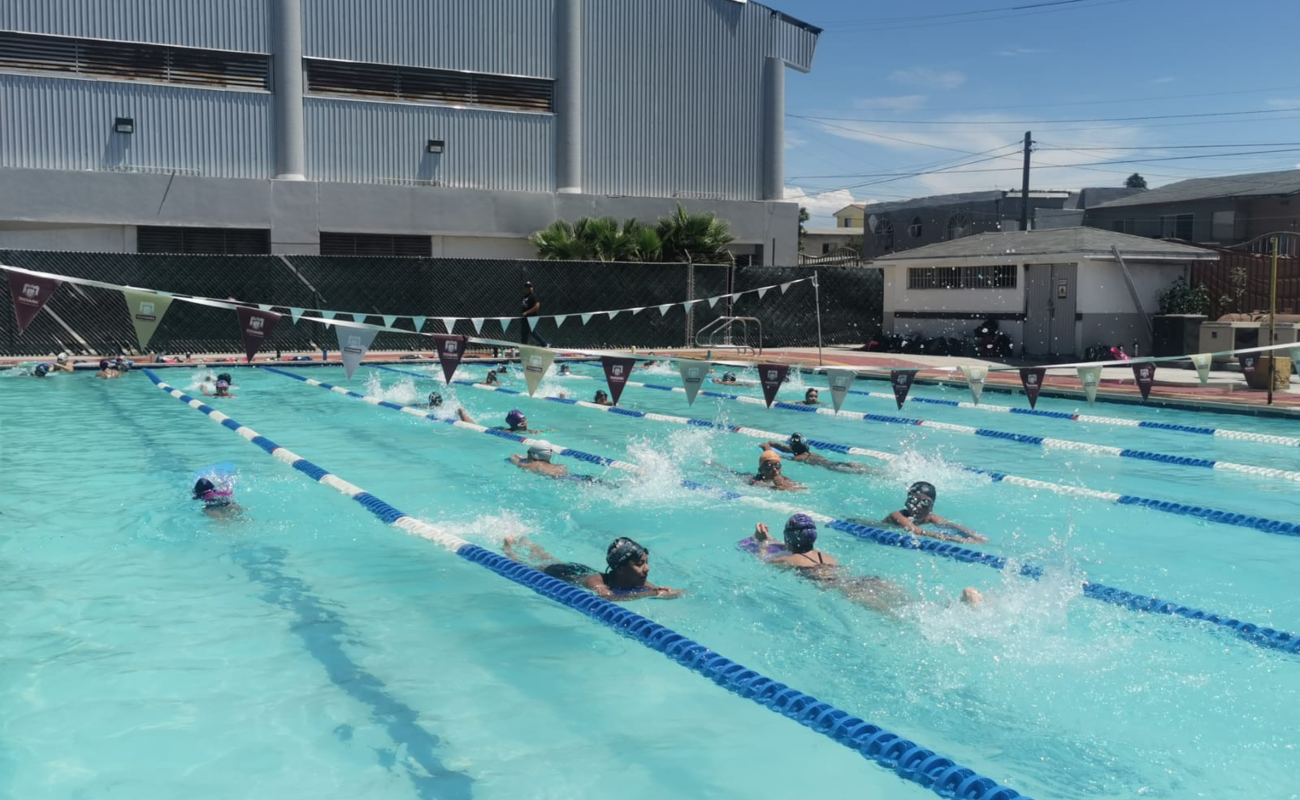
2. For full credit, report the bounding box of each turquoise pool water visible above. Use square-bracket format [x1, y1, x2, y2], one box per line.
[3, 361, 1298, 800]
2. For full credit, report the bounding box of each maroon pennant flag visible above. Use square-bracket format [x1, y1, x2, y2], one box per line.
[1239, 353, 1260, 380]
[236, 306, 282, 363]
[601, 356, 637, 406]
[758, 363, 789, 408]
[890, 369, 916, 409]
[1131, 362, 1156, 401]
[432, 334, 468, 384]
[1019, 367, 1047, 408]
[6, 271, 62, 335]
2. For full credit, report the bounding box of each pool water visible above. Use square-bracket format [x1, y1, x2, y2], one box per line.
[3, 361, 1298, 800]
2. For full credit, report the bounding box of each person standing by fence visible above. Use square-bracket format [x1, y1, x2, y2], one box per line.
[519, 281, 549, 347]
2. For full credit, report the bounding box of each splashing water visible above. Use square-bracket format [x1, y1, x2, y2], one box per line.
[363, 372, 420, 405]
[638, 359, 679, 377]
[588, 427, 719, 509]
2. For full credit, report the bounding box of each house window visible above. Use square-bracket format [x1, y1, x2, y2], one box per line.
[137, 226, 271, 254]
[946, 212, 973, 240]
[908, 216, 923, 238]
[320, 232, 433, 257]
[1110, 219, 1136, 234]
[874, 217, 895, 252]
[821, 243, 832, 254]
[1160, 213, 1194, 240]
[907, 265, 1016, 290]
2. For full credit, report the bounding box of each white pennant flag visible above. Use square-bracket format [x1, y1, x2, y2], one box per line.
[321, 310, 337, 321]
[258, 303, 275, 312]
[581, 313, 594, 325]
[520, 345, 555, 397]
[411, 316, 426, 332]
[960, 365, 988, 404]
[336, 325, 380, 381]
[708, 296, 721, 308]
[382, 314, 397, 329]
[678, 359, 710, 405]
[757, 287, 770, 300]
[496, 317, 512, 333]
[1077, 365, 1102, 405]
[1290, 346, 1300, 370]
[608, 310, 621, 320]
[658, 304, 673, 316]
[780, 282, 793, 294]
[1189, 353, 1212, 386]
[441, 318, 457, 334]
[825, 368, 856, 413]
[289, 307, 305, 325]
[684, 299, 701, 308]
[470, 318, 484, 334]
[630, 307, 645, 316]
[555, 315, 568, 328]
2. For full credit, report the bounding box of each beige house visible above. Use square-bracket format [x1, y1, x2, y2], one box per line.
[832, 204, 866, 230]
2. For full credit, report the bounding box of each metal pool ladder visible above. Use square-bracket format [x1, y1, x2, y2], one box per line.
[695, 316, 762, 356]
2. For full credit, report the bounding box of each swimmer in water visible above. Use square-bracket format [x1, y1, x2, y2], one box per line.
[880, 481, 987, 544]
[202, 379, 236, 398]
[484, 370, 502, 386]
[510, 445, 568, 478]
[592, 389, 613, 406]
[764, 433, 875, 474]
[712, 371, 742, 385]
[503, 535, 683, 601]
[32, 363, 51, 378]
[193, 476, 242, 518]
[457, 407, 551, 434]
[558, 363, 572, 376]
[414, 391, 444, 409]
[50, 353, 74, 373]
[732, 446, 804, 491]
[95, 360, 119, 380]
[799, 387, 820, 406]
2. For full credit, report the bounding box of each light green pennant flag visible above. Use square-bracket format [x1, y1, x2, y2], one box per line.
[1189, 353, 1212, 386]
[123, 289, 174, 350]
[520, 345, 554, 397]
[825, 368, 856, 413]
[1077, 365, 1103, 405]
[678, 359, 710, 405]
[960, 365, 987, 404]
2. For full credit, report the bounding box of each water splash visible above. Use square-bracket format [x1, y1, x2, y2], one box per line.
[363, 372, 420, 405]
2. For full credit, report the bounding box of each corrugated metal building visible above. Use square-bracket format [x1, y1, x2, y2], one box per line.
[0, 0, 819, 262]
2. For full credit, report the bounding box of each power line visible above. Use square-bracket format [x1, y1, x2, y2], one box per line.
[791, 85, 1300, 114]
[1037, 142, 1300, 151]
[790, 107, 1300, 126]
[816, 0, 1095, 25]
[820, 0, 1134, 32]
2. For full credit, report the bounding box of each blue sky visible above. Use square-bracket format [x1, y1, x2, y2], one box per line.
[781, 0, 1300, 223]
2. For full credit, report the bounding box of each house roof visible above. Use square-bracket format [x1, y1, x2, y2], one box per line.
[872, 228, 1219, 264]
[862, 191, 1005, 216]
[804, 227, 860, 236]
[1091, 169, 1300, 209]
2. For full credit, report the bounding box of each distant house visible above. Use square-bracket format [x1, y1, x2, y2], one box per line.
[832, 204, 866, 229]
[859, 188, 1140, 260]
[871, 228, 1218, 358]
[1084, 169, 1300, 245]
[801, 226, 862, 256]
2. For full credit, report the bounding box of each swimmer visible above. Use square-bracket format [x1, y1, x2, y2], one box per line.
[192, 476, 241, 518]
[484, 370, 502, 386]
[712, 371, 741, 385]
[881, 481, 987, 544]
[592, 389, 613, 406]
[113, 356, 133, 374]
[724, 446, 804, 491]
[456, 407, 551, 434]
[415, 391, 444, 409]
[558, 363, 572, 376]
[765, 433, 875, 474]
[799, 387, 820, 406]
[509, 445, 569, 478]
[49, 353, 74, 373]
[32, 363, 51, 378]
[94, 359, 119, 379]
[503, 535, 683, 601]
[202, 379, 236, 398]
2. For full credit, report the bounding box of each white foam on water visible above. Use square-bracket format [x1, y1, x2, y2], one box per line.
[363, 372, 419, 405]
[445, 509, 539, 548]
[596, 426, 719, 508]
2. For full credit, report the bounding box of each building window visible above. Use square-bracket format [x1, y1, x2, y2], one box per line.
[320, 232, 433, 257]
[137, 227, 271, 254]
[907, 265, 1016, 290]
[908, 216, 923, 238]
[1109, 218, 1136, 234]
[305, 58, 553, 113]
[874, 217, 895, 252]
[946, 212, 973, 240]
[822, 243, 832, 254]
[0, 31, 270, 90]
[1160, 213, 1194, 240]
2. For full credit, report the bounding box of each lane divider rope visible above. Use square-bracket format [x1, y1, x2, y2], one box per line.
[142, 369, 1037, 800]
[267, 366, 1300, 657]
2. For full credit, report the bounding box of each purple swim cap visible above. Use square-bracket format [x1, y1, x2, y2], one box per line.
[505, 409, 526, 428]
[783, 514, 818, 553]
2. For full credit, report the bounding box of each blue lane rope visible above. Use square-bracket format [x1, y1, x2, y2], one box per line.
[141, 369, 1036, 800]
[372, 365, 1300, 539]
[268, 366, 1300, 657]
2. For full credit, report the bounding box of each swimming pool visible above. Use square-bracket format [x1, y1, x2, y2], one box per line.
[4, 361, 1298, 800]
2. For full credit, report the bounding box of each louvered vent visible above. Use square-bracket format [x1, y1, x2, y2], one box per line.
[320, 232, 433, 257]
[138, 227, 271, 254]
[306, 58, 553, 113]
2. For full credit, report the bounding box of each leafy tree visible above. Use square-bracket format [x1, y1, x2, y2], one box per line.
[530, 206, 733, 264]
[655, 205, 735, 265]
[798, 206, 810, 251]
[1125, 173, 1148, 189]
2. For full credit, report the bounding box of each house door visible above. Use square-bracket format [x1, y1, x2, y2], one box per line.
[1024, 264, 1078, 357]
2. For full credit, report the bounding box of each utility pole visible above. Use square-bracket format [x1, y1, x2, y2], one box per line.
[1019, 130, 1032, 232]
[1267, 235, 1279, 405]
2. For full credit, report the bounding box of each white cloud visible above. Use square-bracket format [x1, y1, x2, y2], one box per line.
[854, 94, 927, 112]
[783, 187, 874, 224]
[1267, 98, 1300, 109]
[889, 67, 965, 90]
[784, 131, 809, 151]
[996, 48, 1049, 57]
[1151, 76, 1176, 85]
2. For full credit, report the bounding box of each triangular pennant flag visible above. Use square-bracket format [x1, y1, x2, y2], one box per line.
[258, 303, 275, 312]
[1131, 362, 1156, 401]
[757, 287, 770, 300]
[890, 369, 916, 410]
[758, 363, 790, 408]
[780, 282, 793, 295]
[236, 306, 282, 363]
[708, 296, 721, 309]
[123, 290, 173, 350]
[1190, 353, 1212, 386]
[601, 356, 637, 406]
[1019, 367, 1047, 408]
[441, 318, 457, 334]
[432, 334, 468, 384]
[1239, 353, 1260, 383]
[678, 360, 709, 405]
[658, 304, 673, 316]
[289, 307, 305, 325]
[335, 324, 379, 381]
[410, 316, 426, 332]
[1077, 365, 1102, 405]
[520, 345, 554, 397]
[496, 318, 512, 333]
[825, 368, 856, 413]
[607, 309, 621, 321]
[381, 314, 397, 329]
[629, 307, 645, 316]
[527, 316, 540, 331]
[6, 271, 61, 335]
[960, 365, 987, 405]
[470, 317, 484, 334]
[1289, 346, 1300, 370]
[581, 313, 594, 326]
[555, 315, 568, 328]
[321, 310, 337, 321]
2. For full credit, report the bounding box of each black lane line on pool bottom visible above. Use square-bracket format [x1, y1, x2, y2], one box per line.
[107, 378, 472, 800]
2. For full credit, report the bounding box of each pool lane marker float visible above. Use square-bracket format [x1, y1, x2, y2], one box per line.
[373, 365, 1300, 540]
[840, 387, 1300, 449]
[142, 369, 1038, 800]
[267, 367, 1300, 657]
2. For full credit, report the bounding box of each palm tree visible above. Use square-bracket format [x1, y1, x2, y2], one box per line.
[529, 220, 591, 260]
[529, 208, 732, 263]
[655, 205, 735, 265]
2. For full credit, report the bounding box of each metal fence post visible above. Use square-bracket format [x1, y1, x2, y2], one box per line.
[685, 262, 695, 348]
[813, 270, 824, 366]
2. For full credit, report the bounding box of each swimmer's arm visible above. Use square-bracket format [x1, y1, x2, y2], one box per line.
[509, 454, 527, 467]
[927, 515, 988, 543]
[766, 442, 794, 454]
[457, 408, 476, 424]
[885, 510, 956, 541]
[588, 578, 683, 601]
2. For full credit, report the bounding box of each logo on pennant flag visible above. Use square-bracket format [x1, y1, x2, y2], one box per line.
[137, 301, 156, 319]
[22, 283, 40, 299]
[758, 363, 789, 408]
[601, 356, 636, 405]
[7, 272, 62, 335]
[825, 368, 856, 413]
[678, 360, 709, 405]
[1131, 362, 1156, 401]
[520, 345, 554, 397]
[1019, 367, 1047, 408]
[236, 306, 282, 363]
[249, 317, 264, 332]
[123, 290, 174, 350]
[335, 324, 379, 380]
[432, 334, 467, 383]
[890, 369, 916, 409]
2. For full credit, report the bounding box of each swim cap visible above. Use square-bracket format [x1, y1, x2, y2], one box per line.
[193, 476, 233, 505]
[789, 433, 809, 455]
[193, 477, 215, 498]
[57, 352, 69, 364]
[759, 449, 782, 466]
[909, 481, 937, 500]
[724, 372, 737, 381]
[783, 514, 818, 553]
[505, 409, 526, 428]
[594, 389, 608, 401]
[428, 391, 443, 407]
[527, 445, 554, 463]
[606, 537, 648, 571]
[216, 380, 230, 389]
[34, 363, 50, 377]
[217, 373, 232, 384]
[99, 360, 111, 370]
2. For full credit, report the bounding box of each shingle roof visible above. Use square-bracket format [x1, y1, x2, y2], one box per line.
[873, 228, 1219, 263]
[861, 191, 1006, 216]
[1090, 169, 1300, 209]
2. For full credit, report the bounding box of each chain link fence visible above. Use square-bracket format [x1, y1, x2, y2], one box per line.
[1, 250, 881, 357]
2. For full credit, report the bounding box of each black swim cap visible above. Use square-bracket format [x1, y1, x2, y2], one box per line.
[909, 481, 937, 500]
[595, 389, 608, 401]
[428, 391, 443, 406]
[217, 373, 232, 384]
[606, 537, 648, 571]
[789, 433, 809, 455]
[724, 372, 737, 381]
[193, 477, 216, 499]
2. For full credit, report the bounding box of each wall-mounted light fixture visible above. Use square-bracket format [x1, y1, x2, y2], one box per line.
[114, 117, 135, 134]
[426, 139, 444, 154]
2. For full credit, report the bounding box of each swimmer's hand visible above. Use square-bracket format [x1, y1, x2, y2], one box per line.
[653, 586, 684, 599]
[754, 522, 771, 542]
